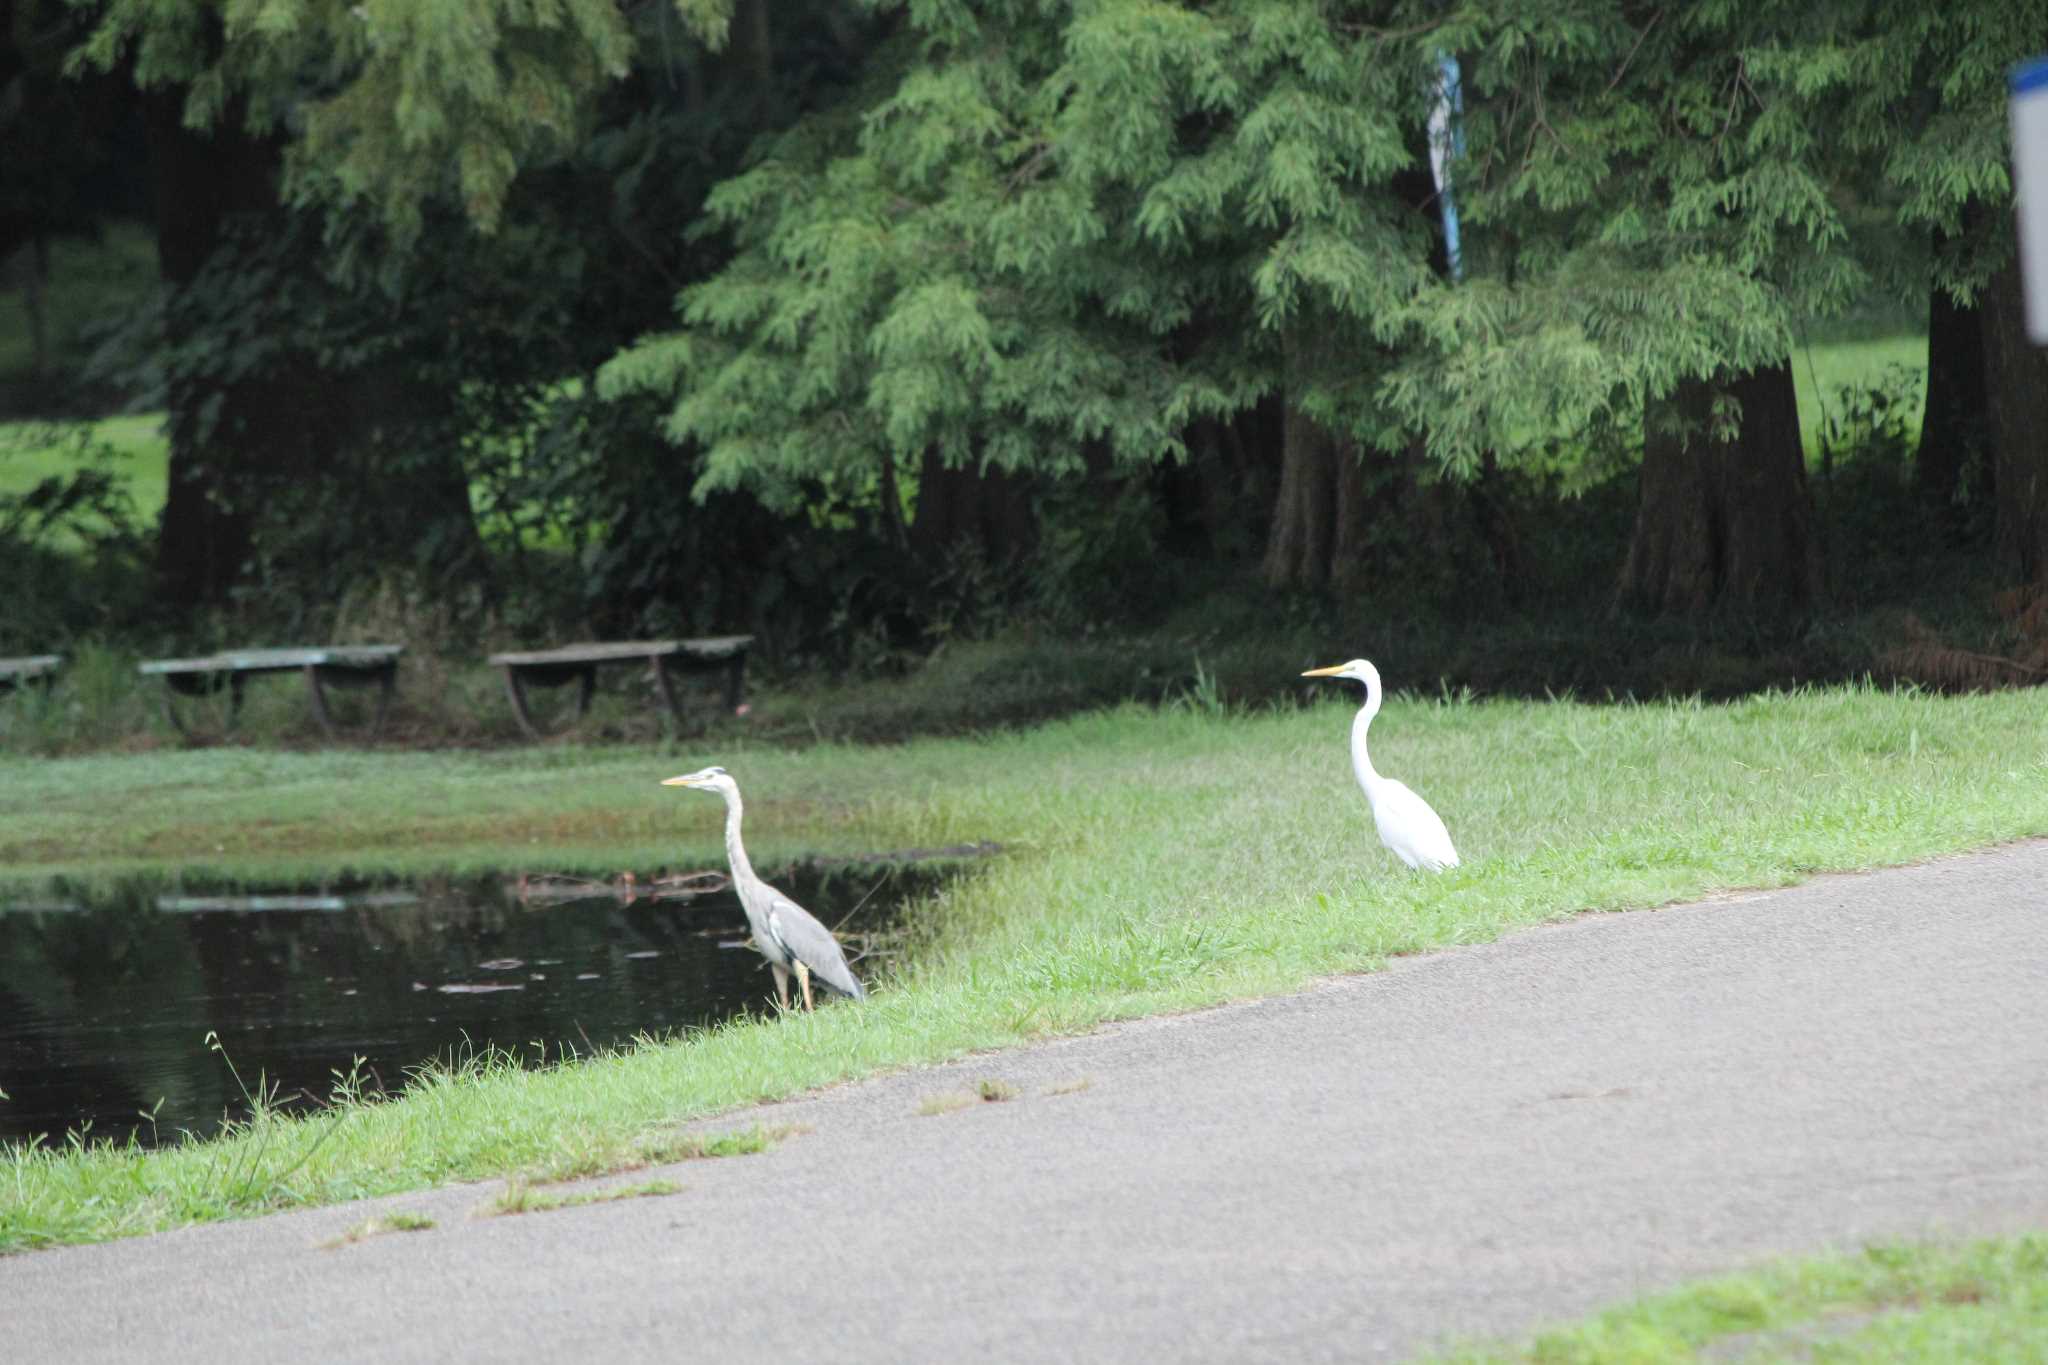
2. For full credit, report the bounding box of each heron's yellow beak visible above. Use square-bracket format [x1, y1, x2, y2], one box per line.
[1301, 664, 1348, 677]
[660, 775, 698, 787]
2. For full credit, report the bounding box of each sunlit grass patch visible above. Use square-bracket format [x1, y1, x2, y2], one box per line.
[1793, 332, 1926, 461]
[0, 414, 168, 540]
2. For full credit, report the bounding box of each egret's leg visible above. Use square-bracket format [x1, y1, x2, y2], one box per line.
[795, 960, 815, 1012]
[771, 962, 791, 1012]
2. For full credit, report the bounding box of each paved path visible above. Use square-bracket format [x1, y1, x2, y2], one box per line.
[7, 843, 2046, 1362]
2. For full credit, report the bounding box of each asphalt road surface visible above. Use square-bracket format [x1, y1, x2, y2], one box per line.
[7, 842, 2046, 1362]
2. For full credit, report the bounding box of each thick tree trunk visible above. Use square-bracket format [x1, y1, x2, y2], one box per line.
[145, 88, 277, 610]
[1258, 401, 1370, 590]
[1619, 364, 1820, 618]
[731, 0, 775, 112]
[909, 446, 1036, 564]
[147, 78, 488, 612]
[1919, 228, 1989, 509]
[1158, 399, 1282, 561]
[1982, 247, 2048, 583]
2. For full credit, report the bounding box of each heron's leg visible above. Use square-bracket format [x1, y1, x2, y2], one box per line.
[795, 960, 814, 1012]
[771, 962, 791, 1012]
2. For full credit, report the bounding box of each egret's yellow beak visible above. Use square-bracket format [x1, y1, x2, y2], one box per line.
[1301, 664, 1348, 678]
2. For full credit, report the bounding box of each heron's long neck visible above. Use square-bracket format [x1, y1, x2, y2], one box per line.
[1350, 688, 1384, 790]
[719, 789, 759, 887]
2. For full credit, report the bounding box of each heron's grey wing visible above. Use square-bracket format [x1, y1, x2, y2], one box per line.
[761, 886, 866, 999]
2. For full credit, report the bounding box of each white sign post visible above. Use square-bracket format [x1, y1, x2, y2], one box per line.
[2014, 57, 2048, 343]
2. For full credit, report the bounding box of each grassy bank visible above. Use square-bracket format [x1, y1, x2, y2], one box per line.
[1438, 1235, 2048, 1362]
[5, 683, 2048, 1252]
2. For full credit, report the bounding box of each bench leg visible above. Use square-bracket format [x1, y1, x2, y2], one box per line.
[305, 664, 335, 735]
[652, 655, 683, 731]
[159, 670, 233, 738]
[573, 666, 596, 723]
[504, 667, 543, 740]
[158, 677, 193, 737]
[724, 653, 747, 713]
[372, 666, 395, 736]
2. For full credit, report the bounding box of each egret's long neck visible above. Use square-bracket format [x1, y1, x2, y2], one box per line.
[718, 788, 759, 887]
[1349, 684, 1384, 790]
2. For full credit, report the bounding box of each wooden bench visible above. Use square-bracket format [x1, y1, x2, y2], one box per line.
[0, 654, 62, 696]
[487, 636, 753, 739]
[138, 645, 403, 738]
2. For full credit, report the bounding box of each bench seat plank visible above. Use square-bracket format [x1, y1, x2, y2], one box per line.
[143, 645, 403, 676]
[486, 637, 750, 668]
[0, 655, 63, 678]
[0, 654, 62, 696]
[137, 644, 403, 737]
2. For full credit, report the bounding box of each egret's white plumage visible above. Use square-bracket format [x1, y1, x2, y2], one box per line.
[1301, 658, 1460, 872]
[662, 766, 866, 1010]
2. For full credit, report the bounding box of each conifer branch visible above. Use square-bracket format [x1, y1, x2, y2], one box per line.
[1605, 9, 1664, 95]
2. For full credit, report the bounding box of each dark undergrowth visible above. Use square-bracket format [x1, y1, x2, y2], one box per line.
[0, 365, 2030, 758]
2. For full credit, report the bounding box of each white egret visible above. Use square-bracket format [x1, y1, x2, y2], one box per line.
[662, 766, 867, 1010]
[1301, 659, 1460, 872]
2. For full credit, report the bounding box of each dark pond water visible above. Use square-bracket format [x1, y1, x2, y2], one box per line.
[0, 860, 949, 1150]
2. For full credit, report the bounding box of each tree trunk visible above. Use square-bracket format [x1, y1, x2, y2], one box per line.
[731, 0, 775, 112]
[1158, 400, 1282, 561]
[147, 76, 489, 612]
[12, 237, 51, 377]
[145, 87, 278, 610]
[909, 446, 1036, 564]
[1619, 364, 1820, 618]
[1919, 230, 1990, 510]
[1982, 246, 2048, 583]
[1258, 400, 1370, 590]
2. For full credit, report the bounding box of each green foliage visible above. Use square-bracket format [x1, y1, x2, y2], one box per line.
[43, 0, 2042, 655]
[71, 0, 689, 246]
[1744, 0, 2048, 300]
[608, 0, 1992, 501]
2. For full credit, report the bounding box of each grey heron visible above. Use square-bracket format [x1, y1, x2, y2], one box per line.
[1301, 659, 1460, 872]
[662, 766, 867, 1010]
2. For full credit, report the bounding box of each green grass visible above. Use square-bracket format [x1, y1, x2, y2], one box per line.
[4, 683, 2046, 1254]
[1434, 1235, 2048, 1363]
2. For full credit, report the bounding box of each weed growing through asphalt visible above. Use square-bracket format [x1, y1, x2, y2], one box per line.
[486, 1179, 682, 1217]
[320, 1211, 435, 1249]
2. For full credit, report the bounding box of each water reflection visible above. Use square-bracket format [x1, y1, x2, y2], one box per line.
[0, 862, 938, 1150]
